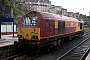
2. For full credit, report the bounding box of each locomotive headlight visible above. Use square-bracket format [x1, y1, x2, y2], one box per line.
[32, 35, 38, 39]
[17, 35, 22, 38]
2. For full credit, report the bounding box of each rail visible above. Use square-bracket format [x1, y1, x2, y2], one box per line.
[57, 37, 90, 60]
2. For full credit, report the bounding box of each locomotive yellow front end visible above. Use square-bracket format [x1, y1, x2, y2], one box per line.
[14, 11, 41, 53]
[17, 28, 40, 41]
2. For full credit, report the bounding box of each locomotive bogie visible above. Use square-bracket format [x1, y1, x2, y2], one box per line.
[14, 39, 40, 53]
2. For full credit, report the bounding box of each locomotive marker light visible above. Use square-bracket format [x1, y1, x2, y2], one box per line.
[32, 35, 38, 39]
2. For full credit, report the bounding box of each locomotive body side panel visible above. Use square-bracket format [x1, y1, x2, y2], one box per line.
[41, 19, 55, 37]
[65, 21, 76, 33]
[39, 18, 46, 38]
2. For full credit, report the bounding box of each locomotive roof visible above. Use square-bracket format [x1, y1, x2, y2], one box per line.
[39, 12, 80, 22]
[28, 11, 84, 23]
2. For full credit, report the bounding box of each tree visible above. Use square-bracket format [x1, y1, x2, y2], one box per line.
[3, 0, 18, 15]
[3, 0, 25, 24]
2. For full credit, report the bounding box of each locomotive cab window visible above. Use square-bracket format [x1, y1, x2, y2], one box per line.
[21, 15, 38, 26]
[46, 19, 50, 26]
[80, 23, 82, 29]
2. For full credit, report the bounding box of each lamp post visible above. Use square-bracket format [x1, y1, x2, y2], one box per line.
[11, 0, 15, 18]
[11, 0, 16, 38]
[89, 12, 90, 30]
[38, 0, 40, 12]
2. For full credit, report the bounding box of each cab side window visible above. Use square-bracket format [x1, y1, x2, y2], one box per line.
[80, 23, 82, 29]
[46, 19, 50, 26]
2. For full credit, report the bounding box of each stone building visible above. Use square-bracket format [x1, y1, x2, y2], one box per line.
[16, 0, 89, 25]
[50, 5, 57, 13]
[61, 9, 68, 16]
[17, 0, 65, 14]
[67, 12, 74, 17]
[54, 6, 64, 14]
[73, 12, 80, 19]
[17, 0, 51, 13]
[79, 14, 83, 19]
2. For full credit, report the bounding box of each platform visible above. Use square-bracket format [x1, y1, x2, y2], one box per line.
[85, 51, 90, 60]
[1, 34, 17, 40]
[0, 34, 18, 47]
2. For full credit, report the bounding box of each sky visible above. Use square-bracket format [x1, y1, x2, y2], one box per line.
[51, 0, 90, 16]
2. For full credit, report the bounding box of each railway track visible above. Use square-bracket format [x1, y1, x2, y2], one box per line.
[0, 30, 89, 60]
[1, 52, 45, 60]
[0, 45, 24, 60]
[10, 30, 90, 60]
[0, 43, 46, 60]
[0, 45, 45, 60]
[57, 37, 90, 60]
[2, 48, 48, 60]
[2, 53, 25, 60]
[30, 31, 90, 60]
[0, 45, 16, 59]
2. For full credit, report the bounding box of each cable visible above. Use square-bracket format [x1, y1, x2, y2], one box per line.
[66, 0, 85, 14]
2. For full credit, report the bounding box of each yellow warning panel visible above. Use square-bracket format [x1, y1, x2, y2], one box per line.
[55, 20, 58, 28]
[65, 21, 76, 27]
[75, 23, 80, 32]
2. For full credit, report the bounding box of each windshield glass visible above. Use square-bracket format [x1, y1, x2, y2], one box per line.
[21, 15, 38, 26]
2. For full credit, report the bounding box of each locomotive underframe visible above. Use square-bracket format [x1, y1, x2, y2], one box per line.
[14, 30, 84, 53]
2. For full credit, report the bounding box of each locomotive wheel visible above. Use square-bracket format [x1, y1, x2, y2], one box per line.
[79, 33, 82, 38]
[68, 36, 72, 41]
[47, 43, 54, 52]
[35, 46, 40, 54]
[60, 38, 64, 44]
[14, 41, 20, 51]
[27, 46, 40, 54]
[76, 34, 80, 39]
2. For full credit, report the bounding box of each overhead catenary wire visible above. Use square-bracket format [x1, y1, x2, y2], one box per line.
[66, 0, 85, 14]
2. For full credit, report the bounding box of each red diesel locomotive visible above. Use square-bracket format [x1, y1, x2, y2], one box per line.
[14, 11, 84, 53]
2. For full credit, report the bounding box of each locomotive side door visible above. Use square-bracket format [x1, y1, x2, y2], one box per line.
[58, 21, 65, 34]
[49, 19, 54, 36]
[46, 19, 50, 36]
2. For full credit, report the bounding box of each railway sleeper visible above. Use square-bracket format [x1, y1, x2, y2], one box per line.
[74, 50, 86, 53]
[64, 56, 80, 60]
[67, 53, 82, 57]
[65, 56, 81, 59]
[70, 52, 84, 55]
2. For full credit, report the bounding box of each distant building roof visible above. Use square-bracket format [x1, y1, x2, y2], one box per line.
[55, 6, 64, 9]
[21, 0, 51, 3]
